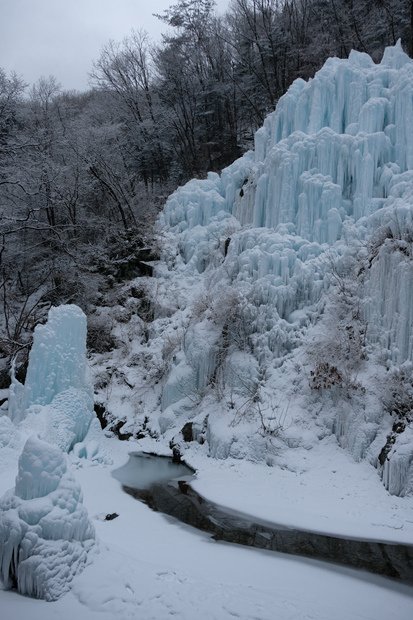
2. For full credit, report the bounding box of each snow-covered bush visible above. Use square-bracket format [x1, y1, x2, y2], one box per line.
[0, 436, 95, 600]
[191, 291, 214, 321]
[160, 332, 183, 375]
[382, 366, 413, 422]
[309, 362, 344, 391]
[87, 313, 116, 353]
[209, 288, 252, 353]
[308, 255, 366, 393]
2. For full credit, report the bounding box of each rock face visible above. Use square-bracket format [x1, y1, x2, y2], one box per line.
[0, 436, 95, 601]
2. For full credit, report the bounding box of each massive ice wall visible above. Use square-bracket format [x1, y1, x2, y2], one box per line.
[159, 41, 413, 366]
[0, 436, 95, 600]
[8, 305, 94, 451]
[154, 43, 413, 493]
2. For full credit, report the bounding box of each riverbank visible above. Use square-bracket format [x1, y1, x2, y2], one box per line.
[1, 431, 413, 619]
[186, 436, 413, 545]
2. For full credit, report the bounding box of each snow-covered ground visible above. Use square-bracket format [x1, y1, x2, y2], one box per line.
[1, 434, 413, 620]
[189, 438, 413, 543]
[2, 41, 413, 619]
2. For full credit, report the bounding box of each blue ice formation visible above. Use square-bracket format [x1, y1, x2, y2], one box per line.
[159, 41, 413, 366]
[8, 305, 94, 452]
[24, 304, 90, 407]
[156, 42, 413, 494]
[0, 436, 95, 600]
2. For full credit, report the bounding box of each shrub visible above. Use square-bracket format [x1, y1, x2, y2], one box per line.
[87, 315, 115, 353]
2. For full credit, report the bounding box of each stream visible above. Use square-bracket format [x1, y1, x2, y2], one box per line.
[112, 452, 413, 583]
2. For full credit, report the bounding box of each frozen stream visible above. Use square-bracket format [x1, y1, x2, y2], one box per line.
[2, 441, 413, 620]
[113, 452, 413, 583]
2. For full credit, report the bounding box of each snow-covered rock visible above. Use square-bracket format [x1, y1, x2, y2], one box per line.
[0, 436, 95, 600]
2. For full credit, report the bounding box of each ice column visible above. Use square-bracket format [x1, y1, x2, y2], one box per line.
[8, 304, 94, 451]
[0, 436, 95, 600]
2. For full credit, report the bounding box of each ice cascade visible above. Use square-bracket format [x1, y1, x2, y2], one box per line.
[24, 304, 90, 407]
[0, 436, 95, 600]
[154, 43, 413, 495]
[159, 41, 413, 366]
[8, 305, 94, 452]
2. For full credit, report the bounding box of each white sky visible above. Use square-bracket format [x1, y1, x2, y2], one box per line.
[0, 0, 229, 91]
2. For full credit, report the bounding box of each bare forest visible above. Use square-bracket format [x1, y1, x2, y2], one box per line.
[1, 0, 412, 381]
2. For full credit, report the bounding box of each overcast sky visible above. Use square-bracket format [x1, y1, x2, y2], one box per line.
[0, 0, 229, 91]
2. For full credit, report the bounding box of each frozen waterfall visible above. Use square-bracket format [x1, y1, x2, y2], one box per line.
[8, 305, 94, 452]
[156, 42, 413, 494]
[159, 40, 413, 366]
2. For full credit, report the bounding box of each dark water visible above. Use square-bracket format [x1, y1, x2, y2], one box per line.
[112, 451, 193, 489]
[113, 452, 413, 583]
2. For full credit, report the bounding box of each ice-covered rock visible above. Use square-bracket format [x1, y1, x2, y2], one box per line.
[42, 387, 94, 453]
[24, 304, 90, 408]
[381, 426, 413, 496]
[0, 436, 95, 600]
[152, 42, 413, 493]
[162, 321, 221, 411]
[159, 41, 413, 365]
[8, 305, 94, 452]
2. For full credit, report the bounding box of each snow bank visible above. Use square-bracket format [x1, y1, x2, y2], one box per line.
[0, 436, 95, 600]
